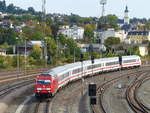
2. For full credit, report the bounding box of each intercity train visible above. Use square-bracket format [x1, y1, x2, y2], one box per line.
[34, 55, 141, 98]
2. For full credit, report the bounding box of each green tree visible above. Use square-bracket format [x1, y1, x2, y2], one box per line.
[30, 45, 42, 59]
[84, 24, 95, 41]
[28, 7, 35, 15]
[0, 0, 6, 12]
[0, 28, 17, 45]
[46, 37, 57, 64]
[105, 37, 120, 47]
[7, 4, 15, 14]
[0, 56, 7, 68]
[98, 14, 119, 30]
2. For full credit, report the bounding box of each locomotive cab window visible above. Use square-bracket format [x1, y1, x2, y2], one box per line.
[37, 80, 51, 84]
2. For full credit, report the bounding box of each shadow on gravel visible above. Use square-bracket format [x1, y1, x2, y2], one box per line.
[0, 84, 34, 113]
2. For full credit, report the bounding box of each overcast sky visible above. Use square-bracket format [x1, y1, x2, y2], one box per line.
[4, 0, 150, 19]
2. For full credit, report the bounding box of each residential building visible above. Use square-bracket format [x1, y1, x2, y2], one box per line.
[94, 28, 127, 44]
[58, 25, 84, 40]
[127, 30, 150, 44]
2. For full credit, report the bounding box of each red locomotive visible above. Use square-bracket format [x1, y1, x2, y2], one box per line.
[35, 74, 58, 97]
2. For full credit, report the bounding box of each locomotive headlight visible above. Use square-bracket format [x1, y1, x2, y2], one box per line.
[37, 88, 42, 90]
[46, 88, 51, 90]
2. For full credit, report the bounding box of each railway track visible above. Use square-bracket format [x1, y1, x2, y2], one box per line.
[0, 79, 34, 98]
[91, 67, 150, 113]
[126, 73, 150, 113]
[0, 68, 48, 79]
[34, 99, 51, 113]
[0, 68, 49, 85]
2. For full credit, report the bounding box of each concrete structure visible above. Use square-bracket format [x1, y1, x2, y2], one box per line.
[124, 6, 129, 25]
[94, 28, 127, 44]
[127, 30, 150, 44]
[139, 44, 148, 56]
[58, 25, 84, 40]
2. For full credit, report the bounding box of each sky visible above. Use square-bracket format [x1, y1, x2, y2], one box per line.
[4, 0, 150, 19]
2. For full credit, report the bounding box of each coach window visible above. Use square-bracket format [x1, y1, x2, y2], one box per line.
[73, 68, 81, 74]
[87, 65, 93, 70]
[107, 61, 119, 66]
[124, 59, 136, 63]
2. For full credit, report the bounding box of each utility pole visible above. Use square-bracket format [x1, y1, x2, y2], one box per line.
[42, 0, 47, 67]
[16, 37, 20, 78]
[80, 53, 84, 96]
[24, 39, 27, 76]
[42, 0, 46, 18]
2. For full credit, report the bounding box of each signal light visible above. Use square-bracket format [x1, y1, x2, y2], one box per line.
[119, 56, 122, 65]
[88, 83, 97, 96]
[91, 55, 94, 64]
[80, 53, 84, 62]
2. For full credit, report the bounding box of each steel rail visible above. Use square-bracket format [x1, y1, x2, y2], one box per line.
[91, 67, 150, 113]
[0, 79, 34, 97]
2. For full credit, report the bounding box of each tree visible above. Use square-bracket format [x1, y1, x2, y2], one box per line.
[0, 0, 6, 12]
[0, 28, 17, 45]
[0, 56, 7, 68]
[46, 37, 57, 64]
[84, 24, 95, 41]
[28, 7, 35, 15]
[30, 45, 42, 59]
[98, 14, 119, 30]
[7, 4, 15, 14]
[105, 37, 120, 47]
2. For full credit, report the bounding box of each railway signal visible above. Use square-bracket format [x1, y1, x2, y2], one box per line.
[91, 55, 94, 64]
[80, 53, 84, 62]
[88, 83, 97, 105]
[119, 56, 122, 65]
[88, 83, 96, 96]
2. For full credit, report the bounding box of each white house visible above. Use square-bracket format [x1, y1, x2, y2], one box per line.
[94, 28, 127, 44]
[58, 25, 84, 40]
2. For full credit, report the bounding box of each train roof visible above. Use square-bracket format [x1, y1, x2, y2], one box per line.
[47, 56, 119, 76]
[44, 55, 140, 76]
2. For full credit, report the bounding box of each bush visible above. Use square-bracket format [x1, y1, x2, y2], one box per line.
[0, 56, 8, 69]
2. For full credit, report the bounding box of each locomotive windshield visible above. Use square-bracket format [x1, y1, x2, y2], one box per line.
[40, 73, 50, 76]
[37, 79, 51, 84]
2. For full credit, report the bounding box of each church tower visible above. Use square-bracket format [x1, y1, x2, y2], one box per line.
[124, 6, 129, 25]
